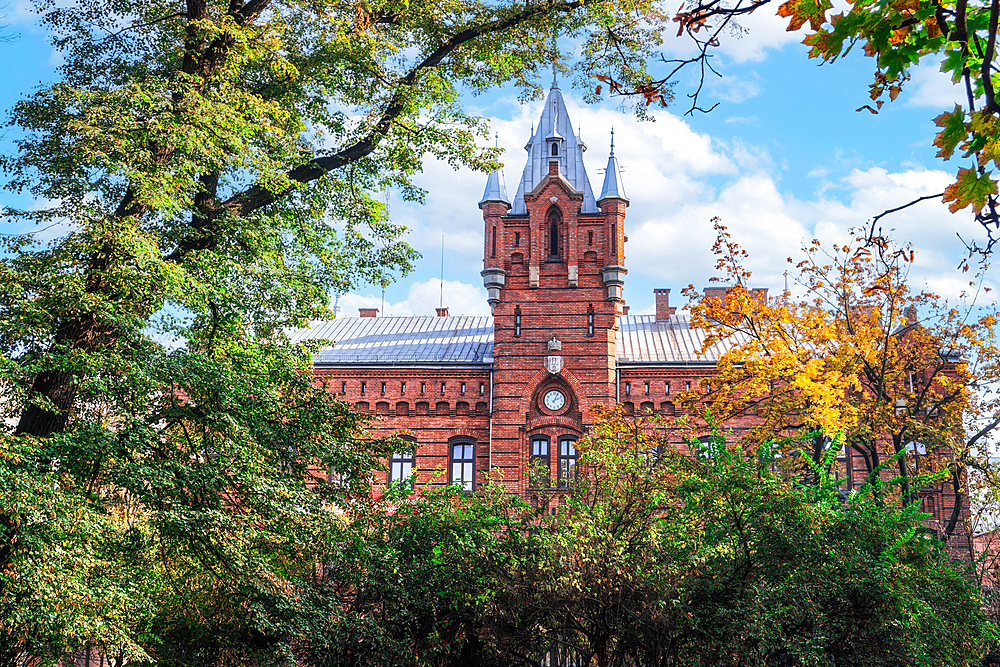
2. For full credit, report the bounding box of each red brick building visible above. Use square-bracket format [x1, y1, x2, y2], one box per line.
[291, 82, 972, 553]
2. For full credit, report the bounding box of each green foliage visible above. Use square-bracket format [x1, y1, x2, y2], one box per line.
[0, 0, 670, 659]
[496, 409, 993, 667]
[302, 482, 530, 667]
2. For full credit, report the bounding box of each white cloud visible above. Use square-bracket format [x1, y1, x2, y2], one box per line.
[350, 88, 992, 318]
[715, 8, 804, 63]
[707, 72, 762, 103]
[656, 4, 804, 65]
[905, 59, 964, 110]
[341, 279, 490, 318]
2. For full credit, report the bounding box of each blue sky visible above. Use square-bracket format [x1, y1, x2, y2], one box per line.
[0, 4, 989, 317]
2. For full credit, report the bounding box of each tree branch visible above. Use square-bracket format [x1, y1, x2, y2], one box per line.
[166, 0, 594, 261]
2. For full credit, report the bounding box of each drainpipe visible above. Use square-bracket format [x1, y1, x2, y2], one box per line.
[488, 369, 494, 477]
[616, 365, 620, 403]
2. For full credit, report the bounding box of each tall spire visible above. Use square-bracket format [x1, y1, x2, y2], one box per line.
[598, 127, 627, 203]
[510, 84, 599, 214]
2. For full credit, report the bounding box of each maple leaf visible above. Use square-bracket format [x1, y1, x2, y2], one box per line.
[777, 0, 833, 32]
[933, 106, 967, 160]
[942, 167, 998, 214]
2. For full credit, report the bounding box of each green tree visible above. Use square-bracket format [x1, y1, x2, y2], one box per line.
[503, 408, 992, 667]
[302, 481, 530, 667]
[680, 222, 1000, 551]
[0, 0, 669, 659]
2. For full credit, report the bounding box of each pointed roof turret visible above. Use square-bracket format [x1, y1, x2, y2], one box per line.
[598, 128, 628, 203]
[479, 133, 510, 209]
[510, 84, 599, 214]
[479, 167, 509, 209]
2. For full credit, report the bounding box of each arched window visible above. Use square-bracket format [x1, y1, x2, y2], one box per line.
[530, 436, 551, 488]
[389, 437, 416, 485]
[558, 437, 578, 488]
[551, 142, 559, 156]
[547, 208, 561, 259]
[450, 439, 475, 491]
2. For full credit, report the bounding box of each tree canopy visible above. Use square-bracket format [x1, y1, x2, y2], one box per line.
[680, 220, 1000, 551]
[0, 0, 669, 660]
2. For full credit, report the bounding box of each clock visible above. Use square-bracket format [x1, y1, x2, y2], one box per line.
[543, 389, 566, 411]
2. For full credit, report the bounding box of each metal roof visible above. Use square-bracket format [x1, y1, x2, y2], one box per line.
[479, 167, 509, 208]
[288, 316, 494, 366]
[291, 315, 741, 367]
[511, 82, 600, 215]
[615, 314, 747, 364]
[598, 132, 628, 202]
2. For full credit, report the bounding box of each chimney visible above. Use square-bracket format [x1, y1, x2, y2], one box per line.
[704, 287, 731, 300]
[622, 305, 630, 316]
[905, 304, 918, 325]
[359, 308, 378, 318]
[654, 288, 676, 320]
[548, 160, 560, 176]
[436, 307, 450, 317]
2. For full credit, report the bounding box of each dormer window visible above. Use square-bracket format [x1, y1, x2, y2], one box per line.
[551, 142, 559, 156]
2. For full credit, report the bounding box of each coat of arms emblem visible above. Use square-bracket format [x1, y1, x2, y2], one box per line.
[546, 355, 563, 374]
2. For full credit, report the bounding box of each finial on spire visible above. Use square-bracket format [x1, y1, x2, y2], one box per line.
[610, 127, 615, 156]
[494, 132, 499, 148]
[550, 30, 559, 89]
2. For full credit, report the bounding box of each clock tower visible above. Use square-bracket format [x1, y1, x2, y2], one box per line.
[479, 77, 629, 496]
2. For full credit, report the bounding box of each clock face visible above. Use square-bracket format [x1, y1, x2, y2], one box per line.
[543, 389, 566, 411]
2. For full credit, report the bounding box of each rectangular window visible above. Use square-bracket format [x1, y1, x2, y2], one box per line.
[558, 438, 578, 488]
[515, 232, 520, 246]
[529, 437, 550, 487]
[450, 441, 475, 491]
[685, 381, 691, 392]
[479, 382, 485, 395]
[341, 381, 346, 394]
[441, 382, 446, 395]
[491, 226, 497, 257]
[360, 381, 366, 395]
[381, 381, 386, 395]
[625, 382, 631, 396]
[665, 381, 670, 395]
[515, 306, 522, 337]
[644, 381, 650, 395]
[420, 382, 426, 394]
[612, 223, 617, 254]
[389, 447, 416, 485]
[587, 305, 595, 336]
[461, 382, 466, 395]
[401, 381, 406, 395]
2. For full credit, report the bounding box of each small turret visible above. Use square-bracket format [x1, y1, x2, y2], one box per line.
[598, 128, 628, 204]
[479, 167, 509, 209]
